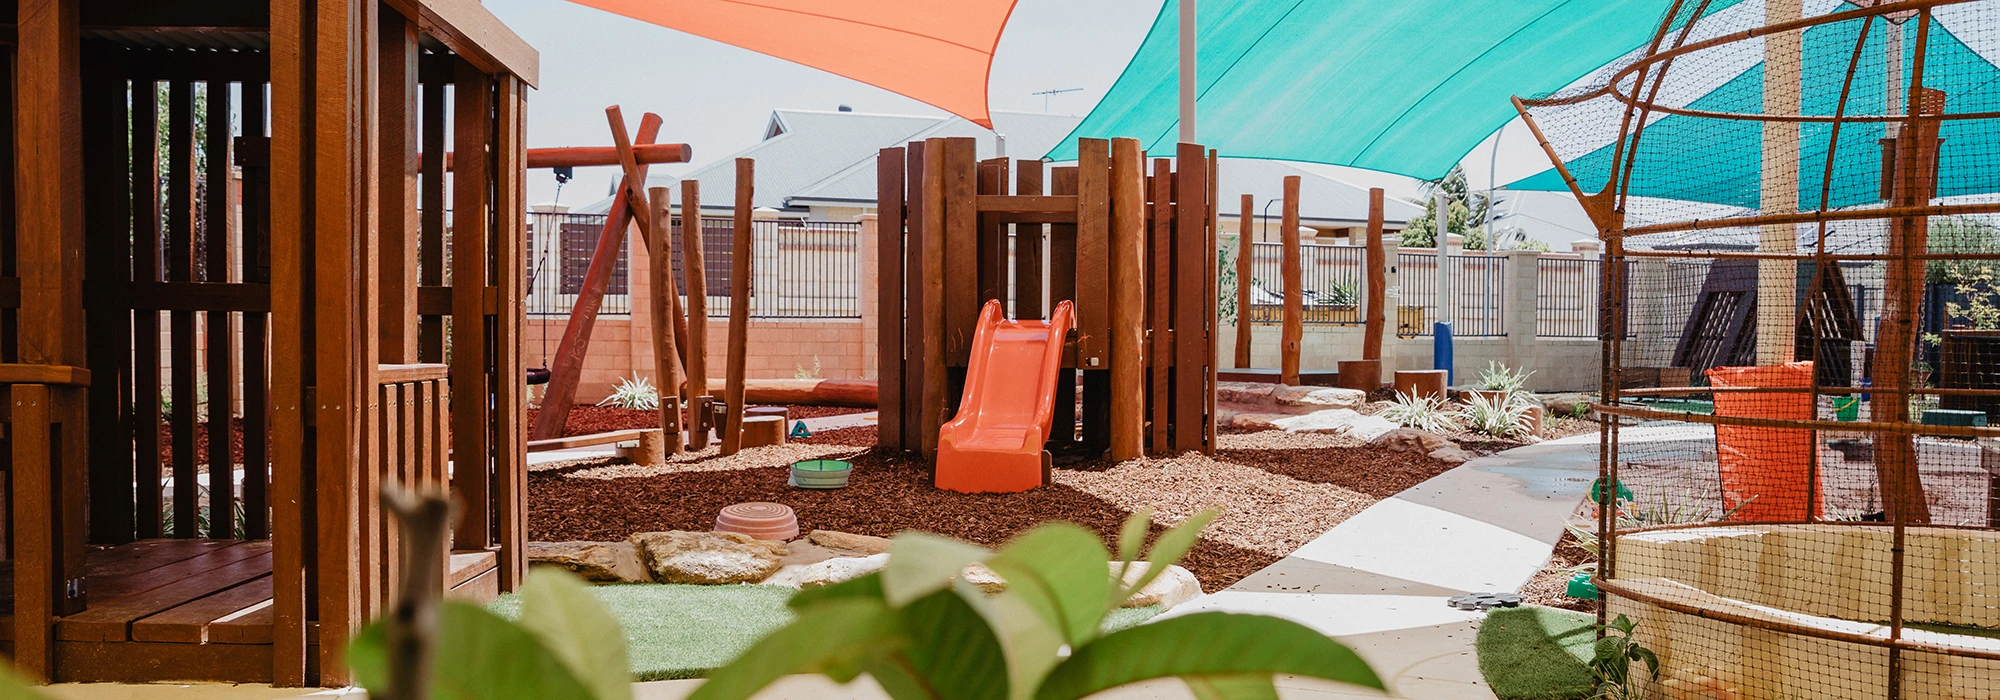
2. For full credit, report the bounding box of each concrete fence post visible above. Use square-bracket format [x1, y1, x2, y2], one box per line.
[858, 214, 880, 380]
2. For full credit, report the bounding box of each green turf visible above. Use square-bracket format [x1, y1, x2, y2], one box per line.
[490, 583, 1165, 681]
[1475, 606, 1598, 700]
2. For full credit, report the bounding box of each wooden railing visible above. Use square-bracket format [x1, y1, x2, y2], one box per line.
[362, 364, 450, 616]
[3, 364, 92, 678]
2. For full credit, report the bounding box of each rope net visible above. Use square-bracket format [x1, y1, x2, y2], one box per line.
[1518, 1, 2000, 696]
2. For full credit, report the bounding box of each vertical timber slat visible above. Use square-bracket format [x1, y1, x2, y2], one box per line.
[449, 60, 493, 551]
[875, 148, 905, 450]
[720, 159, 753, 455]
[1174, 142, 1208, 453]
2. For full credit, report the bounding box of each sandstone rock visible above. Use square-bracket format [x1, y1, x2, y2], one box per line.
[527, 541, 652, 584]
[1215, 382, 1279, 405]
[1113, 562, 1203, 609]
[1268, 409, 1397, 440]
[763, 553, 890, 589]
[807, 529, 893, 556]
[778, 540, 840, 568]
[1371, 427, 1451, 454]
[628, 530, 786, 585]
[1427, 446, 1477, 464]
[1228, 412, 1288, 431]
[961, 563, 1009, 594]
[1542, 392, 1594, 417]
[1272, 385, 1365, 410]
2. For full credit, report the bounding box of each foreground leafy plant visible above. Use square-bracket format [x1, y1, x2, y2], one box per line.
[1590, 614, 1660, 700]
[690, 509, 1384, 700]
[1382, 389, 1459, 433]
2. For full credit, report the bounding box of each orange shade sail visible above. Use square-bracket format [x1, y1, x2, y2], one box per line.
[568, 0, 1018, 127]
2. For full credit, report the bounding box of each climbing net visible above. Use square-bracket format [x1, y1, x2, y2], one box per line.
[1518, 1, 2000, 697]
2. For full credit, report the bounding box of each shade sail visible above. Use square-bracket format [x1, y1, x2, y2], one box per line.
[1048, 0, 1732, 180]
[568, 0, 1018, 127]
[1510, 11, 2000, 210]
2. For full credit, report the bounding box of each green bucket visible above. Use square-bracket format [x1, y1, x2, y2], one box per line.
[790, 459, 853, 489]
[1833, 396, 1860, 422]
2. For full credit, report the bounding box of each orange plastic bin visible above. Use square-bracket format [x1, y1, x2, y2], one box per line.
[1706, 361, 1820, 521]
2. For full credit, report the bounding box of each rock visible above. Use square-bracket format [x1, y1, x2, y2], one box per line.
[1215, 382, 1279, 405]
[1113, 562, 1203, 609]
[1371, 427, 1451, 454]
[527, 541, 652, 584]
[764, 553, 890, 589]
[1268, 409, 1397, 440]
[1427, 446, 1477, 464]
[1542, 392, 1594, 417]
[628, 530, 786, 585]
[1272, 385, 1366, 410]
[807, 529, 893, 556]
[778, 540, 841, 568]
[961, 563, 1009, 594]
[1228, 412, 1287, 431]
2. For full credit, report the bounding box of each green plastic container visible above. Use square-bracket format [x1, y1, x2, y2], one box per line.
[1565, 572, 1599, 600]
[1921, 409, 1989, 428]
[1833, 396, 1861, 422]
[789, 459, 853, 489]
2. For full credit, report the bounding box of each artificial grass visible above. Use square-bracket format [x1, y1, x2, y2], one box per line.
[490, 583, 1165, 681]
[1475, 606, 1598, 700]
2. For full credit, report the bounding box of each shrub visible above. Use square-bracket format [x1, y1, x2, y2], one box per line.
[1475, 361, 1534, 393]
[597, 375, 660, 411]
[1381, 390, 1459, 433]
[1462, 390, 1536, 438]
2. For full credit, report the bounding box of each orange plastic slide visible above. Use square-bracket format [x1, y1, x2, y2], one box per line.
[936, 299, 1077, 493]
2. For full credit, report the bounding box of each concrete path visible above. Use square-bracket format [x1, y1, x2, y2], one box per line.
[527, 410, 878, 467]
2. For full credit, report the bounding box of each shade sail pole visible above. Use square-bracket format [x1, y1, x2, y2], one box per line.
[1179, 0, 1195, 144]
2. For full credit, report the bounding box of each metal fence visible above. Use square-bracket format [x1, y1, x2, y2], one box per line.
[1243, 242, 1366, 324]
[523, 211, 861, 319]
[1395, 252, 1507, 337]
[1536, 257, 1599, 338]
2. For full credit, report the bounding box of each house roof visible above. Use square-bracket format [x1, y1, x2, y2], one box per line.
[1213, 159, 1423, 228]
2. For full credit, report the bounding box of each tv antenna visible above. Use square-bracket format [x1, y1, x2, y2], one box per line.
[1032, 87, 1083, 113]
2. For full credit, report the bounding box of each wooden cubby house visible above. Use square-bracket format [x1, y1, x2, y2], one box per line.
[0, 0, 535, 686]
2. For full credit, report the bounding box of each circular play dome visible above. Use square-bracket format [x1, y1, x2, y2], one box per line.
[714, 502, 799, 541]
[1515, 0, 2000, 696]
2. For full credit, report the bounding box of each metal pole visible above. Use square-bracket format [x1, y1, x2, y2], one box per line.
[1486, 128, 1501, 250]
[1179, 0, 1195, 144]
[1435, 190, 1452, 325]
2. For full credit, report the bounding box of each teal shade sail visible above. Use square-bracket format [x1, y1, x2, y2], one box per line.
[1047, 0, 1735, 180]
[1510, 15, 2000, 209]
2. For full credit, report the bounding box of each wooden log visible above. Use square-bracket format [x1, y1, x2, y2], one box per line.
[743, 379, 878, 407]
[680, 180, 710, 448]
[1280, 175, 1303, 386]
[903, 142, 928, 451]
[647, 187, 685, 455]
[919, 140, 947, 459]
[1236, 193, 1253, 368]
[1206, 149, 1220, 454]
[425, 143, 692, 172]
[876, 148, 905, 449]
[1363, 187, 1387, 361]
[1394, 369, 1448, 401]
[1108, 138, 1146, 462]
[531, 108, 663, 440]
[741, 415, 785, 448]
[1873, 88, 1944, 524]
[1174, 142, 1208, 453]
[1337, 359, 1382, 392]
[720, 158, 754, 456]
[615, 429, 668, 466]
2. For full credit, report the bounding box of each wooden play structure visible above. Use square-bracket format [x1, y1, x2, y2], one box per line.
[874, 137, 1217, 470]
[0, 0, 534, 686]
[1223, 179, 1388, 391]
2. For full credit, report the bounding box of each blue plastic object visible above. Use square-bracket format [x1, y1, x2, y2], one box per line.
[789, 420, 812, 439]
[1433, 321, 1454, 385]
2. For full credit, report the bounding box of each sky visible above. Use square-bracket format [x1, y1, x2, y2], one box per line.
[486, 0, 1576, 235]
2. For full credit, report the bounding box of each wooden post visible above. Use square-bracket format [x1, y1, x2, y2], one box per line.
[1047, 165, 1079, 448]
[204, 79, 237, 537]
[1015, 160, 1046, 320]
[1148, 159, 1172, 454]
[493, 76, 530, 593]
[876, 148, 905, 449]
[449, 61, 492, 558]
[1235, 193, 1253, 368]
[1280, 176, 1303, 386]
[1206, 149, 1220, 454]
[82, 46, 132, 545]
[379, 13, 420, 363]
[1872, 87, 1944, 525]
[1364, 187, 1387, 361]
[681, 181, 711, 449]
[648, 187, 685, 454]
[903, 143, 929, 451]
[530, 108, 663, 440]
[1173, 142, 1208, 453]
[721, 159, 754, 455]
[920, 140, 947, 458]
[132, 77, 164, 541]
[1109, 138, 1146, 462]
[1076, 141, 1112, 453]
[941, 138, 978, 419]
[168, 80, 198, 536]
[268, 0, 309, 682]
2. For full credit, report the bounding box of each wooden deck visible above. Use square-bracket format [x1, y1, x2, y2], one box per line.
[0, 539, 496, 682]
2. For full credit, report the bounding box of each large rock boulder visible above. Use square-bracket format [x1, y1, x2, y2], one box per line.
[764, 553, 891, 589]
[527, 541, 652, 584]
[628, 530, 786, 585]
[1542, 392, 1594, 417]
[1215, 382, 1279, 405]
[807, 529, 893, 557]
[1427, 445, 1478, 464]
[1371, 427, 1451, 454]
[1271, 386, 1366, 410]
[1113, 562, 1203, 609]
[1268, 409, 1397, 440]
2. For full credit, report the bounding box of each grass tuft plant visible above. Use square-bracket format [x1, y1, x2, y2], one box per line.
[1475, 361, 1534, 393]
[597, 375, 661, 412]
[1382, 390, 1459, 433]
[1462, 390, 1536, 438]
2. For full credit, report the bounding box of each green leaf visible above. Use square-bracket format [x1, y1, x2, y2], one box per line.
[1119, 509, 1216, 603]
[1592, 637, 1625, 665]
[1116, 508, 1154, 565]
[869, 656, 941, 700]
[1036, 613, 1383, 700]
[986, 523, 1114, 645]
[884, 532, 991, 607]
[1631, 647, 1661, 679]
[515, 569, 633, 700]
[690, 598, 905, 700]
[353, 602, 598, 700]
[789, 570, 886, 610]
[0, 664, 45, 699]
[955, 578, 1066, 700]
[1184, 674, 1280, 700]
[1608, 614, 1635, 635]
[899, 588, 1012, 700]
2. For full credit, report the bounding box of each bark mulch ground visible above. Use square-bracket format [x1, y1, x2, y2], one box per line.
[158, 417, 247, 469]
[1519, 528, 1596, 613]
[528, 443, 1280, 590]
[1213, 432, 1454, 499]
[526, 404, 869, 438]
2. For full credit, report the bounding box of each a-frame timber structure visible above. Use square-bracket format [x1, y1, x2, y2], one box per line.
[875, 137, 1218, 465]
[0, 0, 536, 686]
